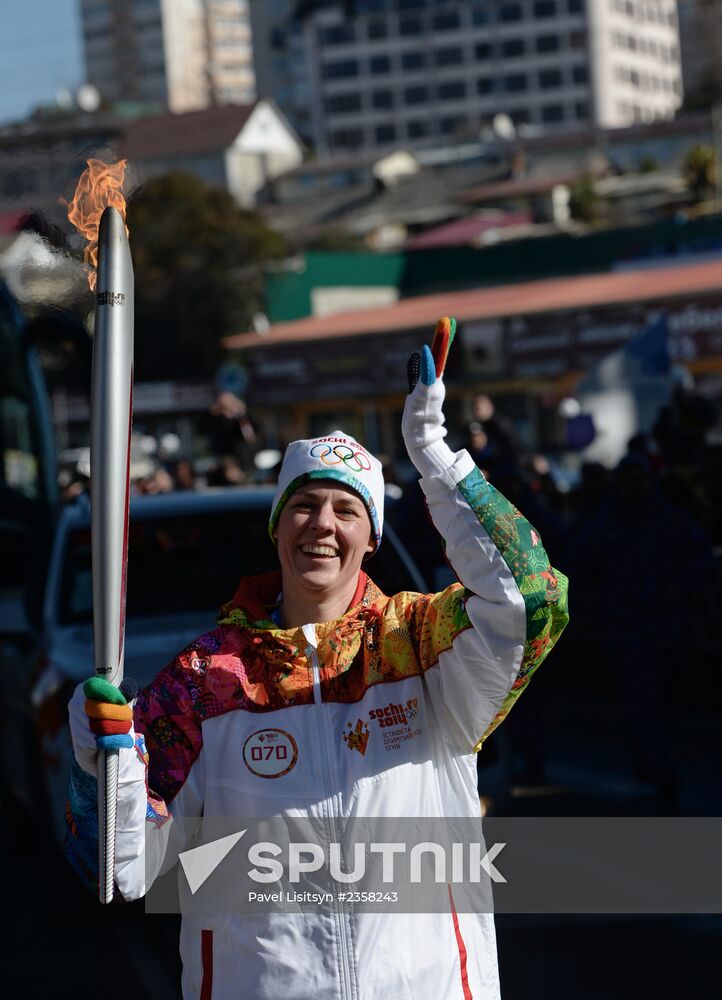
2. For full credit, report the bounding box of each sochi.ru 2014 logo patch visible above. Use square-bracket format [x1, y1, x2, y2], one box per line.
[343, 698, 422, 756]
[243, 728, 298, 778]
[369, 697, 419, 727]
[343, 719, 370, 756]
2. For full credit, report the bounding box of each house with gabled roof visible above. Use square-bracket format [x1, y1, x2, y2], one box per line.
[121, 100, 304, 207]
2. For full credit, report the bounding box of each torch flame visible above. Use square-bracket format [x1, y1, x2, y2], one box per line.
[66, 158, 128, 290]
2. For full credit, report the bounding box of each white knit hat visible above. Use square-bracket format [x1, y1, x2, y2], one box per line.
[268, 430, 385, 552]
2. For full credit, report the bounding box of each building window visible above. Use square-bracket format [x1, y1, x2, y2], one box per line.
[330, 128, 364, 149]
[509, 108, 531, 124]
[405, 84, 429, 104]
[322, 59, 360, 80]
[369, 54, 391, 73]
[367, 19, 387, 40]
[403, 51, 426, 70]
[372, 89, 394, 109]
[472, 6, 489, 25]
[575, 101, 589, 119]
[500, 3, 523, 21]
[399, 16, 422, 36]
[319, 24, 355, 45]
[435, 46, 462, 66]
[440, 115, 468, 135]
[572, 64, 588, 84]
[536, 34, 560, 53]
[505, 73, 528, 92]
[324, 92, 362, 114]
[534, 0, 558, 16]
[375, 124, 397, 143]
[432, 10, 461, 31]
[475, 42, 492, 60]
[502, 38, 526, 57]
[477, 77, 493, 94]
[408, 119, 430, 138]
[568, 0, 584, 11]
[539, 67, 562, 88]
[570, 29, 586, 48]
[541, 103, 565, 122]
[438, 80, 467, 100]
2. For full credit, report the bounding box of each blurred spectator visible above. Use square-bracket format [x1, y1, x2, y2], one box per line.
[524, 452, 566, 519]
[207, 455, 248, 487]
[566, 462, 609, 538]
[700, 444, 722, 545]
[465, 394, 520, 477]
[58, 466, 88, 503]
[170, 459, 199, 491]
[568, 451, 715, 803]
[203, 392, 257, 471]
[385, 478, 446, 590]
[136, 466, 174, 495]
[652, 370, 717, 468]
[626, 432, 663, 471]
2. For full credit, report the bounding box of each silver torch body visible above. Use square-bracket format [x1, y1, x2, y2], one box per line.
[90, 206, 134, 904]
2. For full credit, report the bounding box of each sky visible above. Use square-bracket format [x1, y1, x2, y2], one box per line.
[0, 0, 83, 126]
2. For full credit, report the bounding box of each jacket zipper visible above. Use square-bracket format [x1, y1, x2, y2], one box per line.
[304, 624, 355, 1000]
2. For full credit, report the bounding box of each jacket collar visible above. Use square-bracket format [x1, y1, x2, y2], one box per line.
[218, 569, 373, 629]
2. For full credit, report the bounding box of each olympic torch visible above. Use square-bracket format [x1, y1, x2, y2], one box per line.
[90, 206, 134, 903]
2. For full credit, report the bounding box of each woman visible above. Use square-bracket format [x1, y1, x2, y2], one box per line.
[68, 323, 569, 999]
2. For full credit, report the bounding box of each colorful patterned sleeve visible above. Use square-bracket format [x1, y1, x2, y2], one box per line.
[410, 454, 569, 751]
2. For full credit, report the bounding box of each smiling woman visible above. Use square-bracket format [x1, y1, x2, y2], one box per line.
[268, 431, 384, 626]
[65, 321, 569, 1000]
[274, 481, 376, 627]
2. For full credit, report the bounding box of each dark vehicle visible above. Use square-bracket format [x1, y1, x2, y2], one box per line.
[0, 280, 60, 838]
[0, 281, 58, 639]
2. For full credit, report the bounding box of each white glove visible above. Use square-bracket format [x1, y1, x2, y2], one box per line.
[402, 343, 459, 478]
[68, 679, 137, 777]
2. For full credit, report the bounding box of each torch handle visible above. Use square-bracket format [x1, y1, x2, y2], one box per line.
[91, 206, 134, 903]
[98, 750, 120, 904]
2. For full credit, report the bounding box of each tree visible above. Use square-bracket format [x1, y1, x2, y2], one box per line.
[682, 145, 717, 203]
[126, 173, 286, 381]
[568, 175, 601, 224]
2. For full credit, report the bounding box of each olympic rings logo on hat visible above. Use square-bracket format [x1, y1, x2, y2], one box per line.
[310, 443, 372, 472]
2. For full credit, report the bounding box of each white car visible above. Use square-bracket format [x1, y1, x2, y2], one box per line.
[29, 486, 428, 845]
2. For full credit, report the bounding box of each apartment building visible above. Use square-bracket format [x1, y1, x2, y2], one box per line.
[252, 0, 683, 155]
[676, 0, 722, 106]
[81, 0, 255, 112]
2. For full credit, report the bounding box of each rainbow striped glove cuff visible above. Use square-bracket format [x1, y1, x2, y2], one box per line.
[82, 676, 137, 751]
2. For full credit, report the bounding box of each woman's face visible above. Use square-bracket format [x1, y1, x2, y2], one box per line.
[275, 481, 374, 600]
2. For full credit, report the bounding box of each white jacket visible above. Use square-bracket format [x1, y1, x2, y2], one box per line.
[67, 453, 569, 999]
